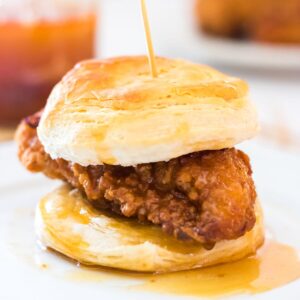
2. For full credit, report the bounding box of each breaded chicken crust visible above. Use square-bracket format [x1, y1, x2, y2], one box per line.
[16, 113, 256, 245]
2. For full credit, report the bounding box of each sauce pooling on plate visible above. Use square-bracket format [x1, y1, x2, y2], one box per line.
[137, 241, 300, 296]
[39, 186, 300, 296]
[66, 240, 300, 297]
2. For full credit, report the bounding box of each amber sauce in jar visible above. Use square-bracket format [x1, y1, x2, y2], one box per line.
[0, 5, 96, 126]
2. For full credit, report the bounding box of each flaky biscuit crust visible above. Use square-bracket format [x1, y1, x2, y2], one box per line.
[36, 184, 264, 272]
[38, 56, 258, 166]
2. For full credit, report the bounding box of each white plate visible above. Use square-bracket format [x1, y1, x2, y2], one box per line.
[186, 33, 300, 70]
[0, 141, 300, 300]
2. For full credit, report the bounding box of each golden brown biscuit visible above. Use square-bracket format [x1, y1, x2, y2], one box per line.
[38, 56, 258, 166]
[36, 184, 264, 272]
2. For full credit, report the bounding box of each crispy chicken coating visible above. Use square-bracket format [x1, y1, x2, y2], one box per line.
[16, 112, 256, 245]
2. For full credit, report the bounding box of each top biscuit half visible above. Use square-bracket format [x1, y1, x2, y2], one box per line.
[38, 56, 259, 166]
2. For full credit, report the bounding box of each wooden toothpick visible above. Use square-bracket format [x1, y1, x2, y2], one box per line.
[140, 0, 158, 78]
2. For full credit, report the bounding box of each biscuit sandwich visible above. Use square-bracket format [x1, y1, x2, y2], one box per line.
[16, 56, 264, 272]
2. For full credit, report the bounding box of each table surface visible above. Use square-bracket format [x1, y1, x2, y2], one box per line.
[0, 127, 15, 142]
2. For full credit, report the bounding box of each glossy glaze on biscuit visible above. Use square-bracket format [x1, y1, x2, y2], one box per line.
[36, 184, 264, 272]
[37, 56, 258, 166]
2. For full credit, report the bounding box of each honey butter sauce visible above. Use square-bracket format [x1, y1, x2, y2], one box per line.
[64, 241, 300, 297]
[38, 186, 300, 298]
[138, 241, 300, 296]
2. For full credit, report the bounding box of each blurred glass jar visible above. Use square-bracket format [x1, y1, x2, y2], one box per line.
[0, 0, 97, 126]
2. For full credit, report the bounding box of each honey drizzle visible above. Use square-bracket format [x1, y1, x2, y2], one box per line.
[40, 186, 300, 297]
[64, 240, 300, 297]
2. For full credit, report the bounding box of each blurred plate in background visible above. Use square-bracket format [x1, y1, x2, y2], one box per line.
[143, 0, 300, 70]
[183, 32, 300, 70]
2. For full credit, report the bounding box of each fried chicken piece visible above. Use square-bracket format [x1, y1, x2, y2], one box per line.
[196, 0, 300, 44]
[16, 113, 256, 244]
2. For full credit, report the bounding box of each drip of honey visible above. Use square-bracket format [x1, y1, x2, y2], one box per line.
[65, 241, 300, 297]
